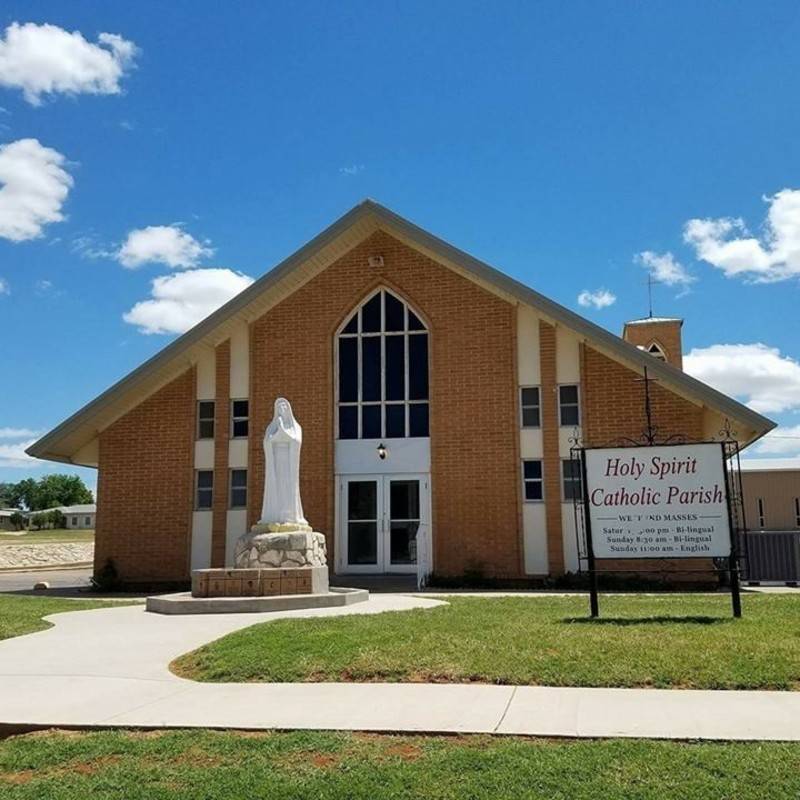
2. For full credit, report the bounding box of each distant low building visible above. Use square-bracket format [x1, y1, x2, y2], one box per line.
[0, 509, 22, 531]
[738, 460, 800, 585]
[740, 460, 800, 531]
[27, 504, 96, 530]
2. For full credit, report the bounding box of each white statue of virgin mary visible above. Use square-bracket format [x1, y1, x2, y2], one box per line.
[259, 397, 308, 528]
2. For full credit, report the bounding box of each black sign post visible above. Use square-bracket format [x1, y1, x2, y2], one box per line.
[720, 441, 742, 618]
[579, 448, 600, 617]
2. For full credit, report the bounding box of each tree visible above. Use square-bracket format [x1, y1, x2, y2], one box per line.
[9, 474, 94, 511]
[0, 481, 25, 509]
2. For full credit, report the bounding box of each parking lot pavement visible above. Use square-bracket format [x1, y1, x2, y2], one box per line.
[0, 567, 93, 595]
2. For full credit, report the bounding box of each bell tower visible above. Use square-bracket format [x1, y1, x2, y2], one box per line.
[622, 317, 683, 369]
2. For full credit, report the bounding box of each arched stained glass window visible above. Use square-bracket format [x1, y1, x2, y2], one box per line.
[337, 289, 429, 440]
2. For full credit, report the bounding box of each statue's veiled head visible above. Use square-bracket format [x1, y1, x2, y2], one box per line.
[274, 397, 294, 426]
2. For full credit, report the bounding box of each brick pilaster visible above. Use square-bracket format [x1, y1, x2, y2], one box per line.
[540, 320, 565, 575]
[211, 340, 230, 567]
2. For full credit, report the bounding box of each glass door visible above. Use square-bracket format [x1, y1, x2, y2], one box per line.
[386, 478, 420, 572]
[345, 479, 379, 570]
[341, 475, 427, 574]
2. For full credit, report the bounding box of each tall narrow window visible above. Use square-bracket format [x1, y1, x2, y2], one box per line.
[520, 387, 540, 428]
[229, 469, 247, 509]
[522, 460, 543, 501]
[559, 385, 580, 426]
[795, 498, 800, 527]
[757, 498, 765, 528]
[337, 289, 429, 440]
[197, 401, 215, 439]
[562, 459, 583, 501]
[231, 399, 249, 438]
[196, 470, 213, 510]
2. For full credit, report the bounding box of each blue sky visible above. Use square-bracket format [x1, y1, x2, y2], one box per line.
[2, 1, 800, 494]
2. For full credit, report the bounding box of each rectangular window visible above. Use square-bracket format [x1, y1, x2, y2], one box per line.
[197, 400, 215, 439]
[520, 387, 540, 428]
[196, 470, 213, 510]
[559, 385, 580, 427]
[71, 516, 78, 526]
[84, 516, 91, 527]
[229, 469, 247, 509]
[757, 497, 765, 528]
[231, 399, 249, 438]
[562, 459, 583, 501]
[522, 459, 543, 502]
[795, 498, 800, 527]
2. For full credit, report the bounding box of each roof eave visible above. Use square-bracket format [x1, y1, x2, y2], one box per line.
[28, 199, 775, 462]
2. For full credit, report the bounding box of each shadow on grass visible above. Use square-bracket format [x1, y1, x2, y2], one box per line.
[562, 615, 729, 626]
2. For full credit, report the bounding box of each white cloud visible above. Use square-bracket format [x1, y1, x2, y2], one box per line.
[0, 438, 39, 468]
[0, 277, 8, 294]
[0, 425, 42, 467]
[0, 138, 73, 242]
[577, 288, 616, 309]
[123, 268, 254, 335]
[684, 343, 800, 415]
[117, 225, 213, 269]
[339, 164, 364, 176]
[684, 189, 800, 282]
[752, 424, 800, 456]
[0, 427, 41, 439]
[0, 22, 137, 106]
[636, 250, 695, 290]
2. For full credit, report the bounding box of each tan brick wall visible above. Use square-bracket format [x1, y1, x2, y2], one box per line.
[580, 345, 712, 579]
[95, 369, 195, 583]
[539, 321, 565, 575]
[248, 229, 522, 577]
[581, 345, 702, 446]
[622, 320, 683, 369]
[211, 339, 230, 567]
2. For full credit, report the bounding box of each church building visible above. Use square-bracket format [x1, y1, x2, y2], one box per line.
[29, 201, 773, 586]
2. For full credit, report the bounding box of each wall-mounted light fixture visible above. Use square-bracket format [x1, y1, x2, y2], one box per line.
[377, 442, 388, 460]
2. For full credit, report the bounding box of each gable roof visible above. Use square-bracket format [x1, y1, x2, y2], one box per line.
[28, 199, 774, 466]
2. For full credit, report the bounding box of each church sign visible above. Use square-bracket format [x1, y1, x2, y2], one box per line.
[583, 443, 732, 560]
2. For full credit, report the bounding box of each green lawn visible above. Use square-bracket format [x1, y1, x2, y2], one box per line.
[1, 729, 798, 799]
[173, 594, 800, 690]
[0, 595, 138, 641]
[0, 528, 94, 545]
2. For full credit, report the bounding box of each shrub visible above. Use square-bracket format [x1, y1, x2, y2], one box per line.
[91, 559, 121, 592]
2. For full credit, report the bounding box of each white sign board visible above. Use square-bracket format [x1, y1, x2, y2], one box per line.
[584, 443, 731, 559]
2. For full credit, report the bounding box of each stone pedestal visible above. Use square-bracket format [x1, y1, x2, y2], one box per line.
[234, 528, 327, 569]
[190, 525, 330, 600]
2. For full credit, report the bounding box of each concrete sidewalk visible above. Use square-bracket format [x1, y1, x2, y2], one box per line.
[0, 597, 798, 741]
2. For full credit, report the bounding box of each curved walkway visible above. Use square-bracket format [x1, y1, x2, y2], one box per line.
[0, 596, 798, 741]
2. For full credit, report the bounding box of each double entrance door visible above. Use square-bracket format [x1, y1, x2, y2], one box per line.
[340, 474, 428, 573]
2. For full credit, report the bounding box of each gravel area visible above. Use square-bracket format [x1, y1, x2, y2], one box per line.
[0, 543, 94, 570]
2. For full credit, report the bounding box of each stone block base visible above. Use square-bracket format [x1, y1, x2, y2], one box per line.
[192, 566, 329, 598]
[234, 529, 327, 569]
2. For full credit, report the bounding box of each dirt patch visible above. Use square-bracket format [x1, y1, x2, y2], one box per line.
[71, 755, 122, 775]
[311, 753, 342, 769]
[1, 770, 34, 785]
[382, 743, 424, 761]
[1, 754, 122, 785]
